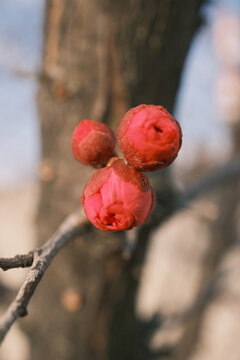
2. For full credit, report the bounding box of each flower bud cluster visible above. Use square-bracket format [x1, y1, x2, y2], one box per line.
[71, 105, 182, 231]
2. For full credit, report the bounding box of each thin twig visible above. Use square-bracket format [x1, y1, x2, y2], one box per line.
[0, 252, 34, 271]
[178, 157, 240, 207]
[0, 209, 89, 344]
[144, 157, 240, 230]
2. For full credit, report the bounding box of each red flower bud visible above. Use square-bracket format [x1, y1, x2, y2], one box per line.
[71, 120, 116, 166]
[117, 105, 182, 171]
[82, 158, 155, 231]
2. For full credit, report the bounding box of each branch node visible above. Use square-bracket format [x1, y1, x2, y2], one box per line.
[18, 306, 28, 318]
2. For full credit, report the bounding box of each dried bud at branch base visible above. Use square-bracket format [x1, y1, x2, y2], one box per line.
[117, 104, 182, 171]
[82, 158, 155, 231]
[71, 120, 116, 166]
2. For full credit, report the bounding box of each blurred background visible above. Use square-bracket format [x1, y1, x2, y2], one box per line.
[0, 0, 240, 359]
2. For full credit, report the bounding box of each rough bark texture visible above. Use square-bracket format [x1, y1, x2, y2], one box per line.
[28, 1, 204, 359]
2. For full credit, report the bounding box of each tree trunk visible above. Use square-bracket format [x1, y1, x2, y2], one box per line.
[28, 1, 204, 359]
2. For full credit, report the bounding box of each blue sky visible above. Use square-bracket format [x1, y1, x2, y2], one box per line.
[0, 0, 44, 187]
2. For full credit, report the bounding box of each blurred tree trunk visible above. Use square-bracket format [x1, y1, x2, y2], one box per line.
[29, 0, 204, 359]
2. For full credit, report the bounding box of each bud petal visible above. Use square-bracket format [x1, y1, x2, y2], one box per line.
[117, 105, 182, 171]
[71, 120, 116, 166]
[82, 158, 155, 231]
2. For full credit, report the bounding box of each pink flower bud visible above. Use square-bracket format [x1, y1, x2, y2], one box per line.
[71, 120, 116, 166]
[117, 105, 182, 171]
[82, 158, 155, 231]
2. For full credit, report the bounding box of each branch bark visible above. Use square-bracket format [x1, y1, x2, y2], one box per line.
[0, 209, 89, 344]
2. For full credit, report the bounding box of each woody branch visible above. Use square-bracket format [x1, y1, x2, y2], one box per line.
[0, 209, 89, 344]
